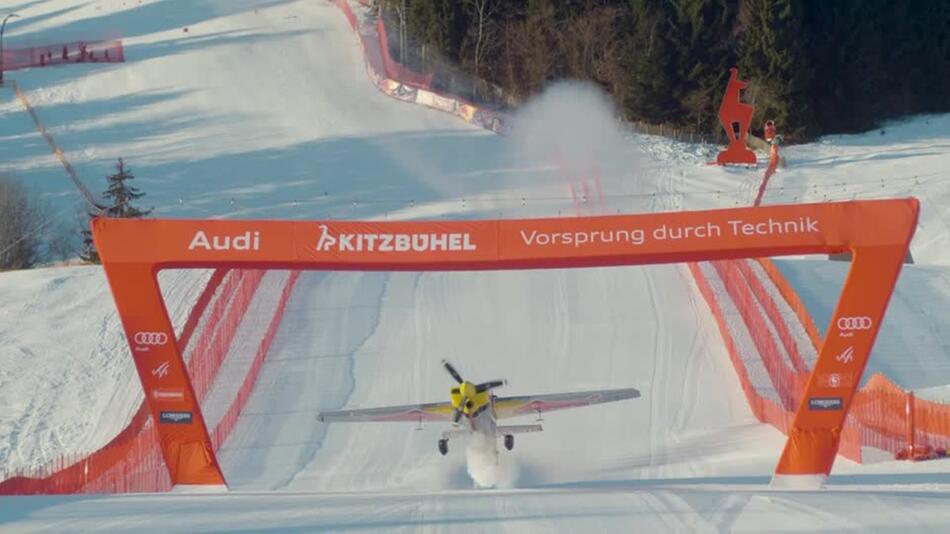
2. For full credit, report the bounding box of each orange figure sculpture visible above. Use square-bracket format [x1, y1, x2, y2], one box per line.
[755, 119, 782, 205]
[716, 68, 757, 165]
[763, 119, 777, 143]
[763, 119, 784, 173]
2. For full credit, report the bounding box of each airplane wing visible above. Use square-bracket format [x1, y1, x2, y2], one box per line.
[493, 387, 640, 419]
[318, 401, 455, 423]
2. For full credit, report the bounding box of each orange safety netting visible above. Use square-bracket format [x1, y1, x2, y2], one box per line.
[689, 260, 864, 463]
[0, 268, 294, 494]
[211, 272, 301, 450]
[757, 258, 950, 460]
[2, 39, 124, 72]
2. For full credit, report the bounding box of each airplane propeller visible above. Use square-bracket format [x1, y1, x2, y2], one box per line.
[443, 360, 464, 384]
[442, 360, 506, 423]
[475, 380, 505, 393]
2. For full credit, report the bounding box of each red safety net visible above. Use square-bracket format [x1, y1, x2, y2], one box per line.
[333, 0, 505, 133]
[756, 258, 950, 460]
[187, 270, 264, 402]
[375, 18, 432, 90]
[689, 260, 865, 462]
[2, 39, 124, 72]
[343, 0, 950, 466]
[712, 260, 804, 412]
[694, 253, 950, 463]
[211, 272, 301, 450]
[2, 1, 943, 496]
[0, 268, 299, 494]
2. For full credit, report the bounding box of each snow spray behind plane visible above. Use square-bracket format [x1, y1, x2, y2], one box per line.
[511, 81, 646, 213]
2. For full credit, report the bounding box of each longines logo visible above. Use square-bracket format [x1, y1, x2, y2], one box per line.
[315, 224, 476, 253]
[159, 411, 193, 424]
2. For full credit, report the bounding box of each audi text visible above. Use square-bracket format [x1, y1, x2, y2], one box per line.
[189, 230, 260, 251]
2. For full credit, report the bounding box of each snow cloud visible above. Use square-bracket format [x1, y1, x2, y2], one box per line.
[511, 81, 646, 211]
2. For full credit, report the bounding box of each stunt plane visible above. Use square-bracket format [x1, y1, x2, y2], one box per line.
[318, 361, 640, 456]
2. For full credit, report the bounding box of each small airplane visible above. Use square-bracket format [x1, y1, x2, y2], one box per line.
[318, 360, 640, 456]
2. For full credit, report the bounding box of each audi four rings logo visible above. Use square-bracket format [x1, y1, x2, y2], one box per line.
[837, 317, 873, 331]
[134, 332, 168, 345]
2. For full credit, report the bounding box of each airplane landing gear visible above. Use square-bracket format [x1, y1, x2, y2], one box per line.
[438, 438, 449, 456]
[504, 434, 514, 451]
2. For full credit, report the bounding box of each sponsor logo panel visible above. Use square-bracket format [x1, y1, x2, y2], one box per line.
[314, 224, 477, 253]
[459, 104, 476, 122]
[152, 360, 170, 378]
[152, 388, 185, 402]
[835, 345, 855, 364]
[808, 397, 843, 411]
[510, 216, 821, 252]
[389, 82, 418, 103]
[132, 331, 170, 354]
[416, 90, 458, 113]
[817, 373, 853, 389]
[837, 316, 872, 337]
[159, 411, 193, 424]
[188, 230, 260, 251]
[134, 332, 168, 345]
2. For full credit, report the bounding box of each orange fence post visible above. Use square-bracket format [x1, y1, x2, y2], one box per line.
[92, 260, 225, 487]
[906, 391, 916, 458]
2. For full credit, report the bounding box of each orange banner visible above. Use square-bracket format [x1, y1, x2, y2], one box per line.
[92, 198, 918, 486]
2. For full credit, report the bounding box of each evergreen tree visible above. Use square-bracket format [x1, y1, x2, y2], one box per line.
[625, 0, 684, 124]
[406, 0, 465, 68]
[737, 0, 813, 140]
[801, 0, 888, 134]
[81, 159, 151, 264]
[675, 0, 738, 133]
[381, 0, 950, 141]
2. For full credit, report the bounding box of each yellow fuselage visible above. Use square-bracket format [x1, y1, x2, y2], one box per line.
[450, 381, 491, 417]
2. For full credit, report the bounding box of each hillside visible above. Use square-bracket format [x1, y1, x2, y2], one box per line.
[2, 0, 950, 531]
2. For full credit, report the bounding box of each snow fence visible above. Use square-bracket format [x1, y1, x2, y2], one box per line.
[1, 39, 124, 72]
[692, 202, 950, 463]
[334, 0, 950, 465]
[0, 268, 299, 494]
[333, 0, 507, 134]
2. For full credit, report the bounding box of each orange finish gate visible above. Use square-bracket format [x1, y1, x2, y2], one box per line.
[92, 198, 918, 487]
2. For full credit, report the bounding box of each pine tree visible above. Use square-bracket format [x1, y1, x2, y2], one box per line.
[80, 159, 151, 264]
[737, 0, 813, 140]
[102, 159, 150, 218]
[382, 0, 950, 141]
[800, 0, 888, 134]
[625, 0, 683, 124]
[676, 0, 739, 133]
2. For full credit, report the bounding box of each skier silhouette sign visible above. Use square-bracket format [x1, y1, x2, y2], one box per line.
[716, 68, 757, 165]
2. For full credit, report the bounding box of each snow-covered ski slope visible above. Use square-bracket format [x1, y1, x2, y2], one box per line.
[0, 265, 209, 474]
[0, 0, 593, 222]
[774, 260, 950, 401]
[218, 267, 773, 493]
[3, 0, 950, 531]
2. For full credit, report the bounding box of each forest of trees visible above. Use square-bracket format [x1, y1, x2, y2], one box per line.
[377, 0, 950, 142]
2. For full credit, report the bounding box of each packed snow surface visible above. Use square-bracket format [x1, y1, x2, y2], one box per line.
[2, 0, 950, 531]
